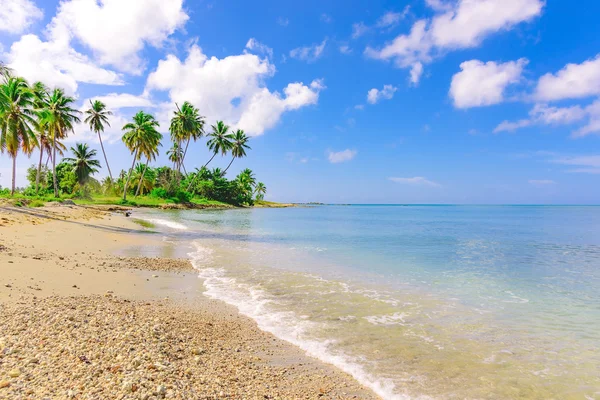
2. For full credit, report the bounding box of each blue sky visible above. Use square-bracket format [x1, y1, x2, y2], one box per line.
[1, 0, 600, 204]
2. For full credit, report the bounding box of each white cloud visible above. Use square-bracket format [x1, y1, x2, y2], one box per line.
[366, 0, 543, 78]
[551, 155, 600, 174]
[88, 93, 155, 109]
[574, 100, 600, 138]
[328, 149, 357, 164]
[321, 13, 332, 23]
[289, 39, 327, 62]
[277, 17, 289, 27]
[535, 55, 600, 102]
[354, 104, 364, 110]
[529, 179, 555, 186]
[494, 102, 591, 135]
[409, 62, 424, 85]
[376, 8, 410, 29]
[450, 58, 527, 108]
[0, 0, 43, 34]
[145, 44, 324, 136]
[245, 38, 273, 59]
[48, 0, 189, 74]
[367, 84, 397, 104]
[5, 34, 123, 95]
[352, 22, 370, 39]
[339, 45, 352, 55]
[389, 176, 441, 187]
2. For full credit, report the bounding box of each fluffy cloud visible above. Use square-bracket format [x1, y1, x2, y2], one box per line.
[48, 0, 189, 74]
[88, 93, 155, 109]
[366, 0, 543, 78]
[450, 58, 527, 108]
[328, 149, 357, 164]
[145, 45, 324, 136]
[535, 55, 600, 102]
[245, 38, 273, 59]
[352, 22, 370, 39]
[409, 62, 424, 85]
[367, 84, 397, 104]
[339, 45, 352, 55]
[289, 39, 327, 62]
[0, 0, 43, 34]
[376, 8, 410, 29]
[5, 34, 123, 94]
[389, 177, 441, 187]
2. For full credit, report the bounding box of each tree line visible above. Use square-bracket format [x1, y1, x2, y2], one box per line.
[0, 63, 267, 206]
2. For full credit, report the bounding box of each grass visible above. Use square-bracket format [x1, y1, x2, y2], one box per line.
[131, 218, 156, 228]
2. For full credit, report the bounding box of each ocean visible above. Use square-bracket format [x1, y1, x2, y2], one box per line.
[132, 205, 600, 399]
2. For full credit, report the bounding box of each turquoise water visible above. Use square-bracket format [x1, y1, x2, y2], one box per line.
[136, 206, 600, 399]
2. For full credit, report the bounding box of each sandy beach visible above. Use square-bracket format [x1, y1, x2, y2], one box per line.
[0, 204, 377, 399]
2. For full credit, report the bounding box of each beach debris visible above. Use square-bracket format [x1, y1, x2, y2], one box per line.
[0, 381, 10, 389]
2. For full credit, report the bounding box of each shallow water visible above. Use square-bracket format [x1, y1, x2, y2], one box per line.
[133, 205, 600, 399]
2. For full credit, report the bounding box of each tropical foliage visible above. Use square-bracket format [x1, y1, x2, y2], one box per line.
[0, 71, 267, 206]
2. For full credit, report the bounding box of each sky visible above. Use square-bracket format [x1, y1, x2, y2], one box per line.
[1, 0, 600, 204]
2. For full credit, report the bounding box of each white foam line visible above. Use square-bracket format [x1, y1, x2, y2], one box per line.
[142, 218, 189, 230]
[187, 241, 427, 400]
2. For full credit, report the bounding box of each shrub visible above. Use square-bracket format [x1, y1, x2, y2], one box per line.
[173, 190, 192, 203]
[150, 187, 169, 199]
[28, 200, 45, 208]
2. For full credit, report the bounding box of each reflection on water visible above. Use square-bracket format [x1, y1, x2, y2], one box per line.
[130, 206, 600, 399]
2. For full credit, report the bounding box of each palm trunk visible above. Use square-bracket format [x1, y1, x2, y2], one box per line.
[97, 131, 113, 182]
[45, 152, 51, 167]
[182, 137, 191, 175]
[36, 147, 44, 194]
[135, 159, 149, 197]
[52, 129, 59, 198]
[123, 148, 139, 201]
[223, 157, 236, 173]
[186, 152, 217, 192]
[11, 155, 16, 196]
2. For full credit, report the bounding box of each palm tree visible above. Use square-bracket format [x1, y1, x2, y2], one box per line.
[223, 129, 250, 173]
[0, 62, 11, 78]
[122, 111, 161, 201]
[133, 163, 156, 196]
[166, 142, 183, 171]
[0, 76, 38, 195]
[30, 81, 50, 193]
[40, 88, 81, 197]
[134, 125, 162, 197]
[84, 100, 113, 181]
[64, 143, 101, 186]
[255, 182, 267, 200]
[239, 168, 256, 187]
[169, 101, 204, 174]
[187, 121, 232, 191]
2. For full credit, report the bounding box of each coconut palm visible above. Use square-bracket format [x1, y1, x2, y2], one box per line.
[169, 101, 204, 174]
[134, 127, 162, 197]
[64, 143, 101, 186]
[239, 168, 256, 187]
[0, 76, 38, 195]
[0, 62, 11, 78]
[122, 111, 161, 201]
[255, 182, 266, 200]
[166, 142, 183, 170]
[223, 129, 250, 173]
[132, 163, 156, 196]
[187, 121, 232, 191]
[39, 88, 81, 197]
[30, 81, 50, 193]
[84, 100, 113, 181]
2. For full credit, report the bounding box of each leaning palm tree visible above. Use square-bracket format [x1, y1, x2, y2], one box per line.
[84, 100, 113, 181]
[169, 101, 204, 174]
[64, 143, 101, 187]
[0, 76, 38, 195]
[255, 182, 267, 200]
[40, 88, 81, 197]
[187, 121, 232, 191]
[121, 111, 161, 201]
[223, 129, 250, 173]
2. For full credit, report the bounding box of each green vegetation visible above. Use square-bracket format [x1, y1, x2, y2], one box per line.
[0, 68, 269, 208]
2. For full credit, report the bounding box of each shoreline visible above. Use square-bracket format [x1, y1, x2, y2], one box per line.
[0, 204, 378, 399]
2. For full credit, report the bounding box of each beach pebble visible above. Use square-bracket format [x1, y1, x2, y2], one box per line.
[8, 369, 20, 378]
[0, 381, 9, 389]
